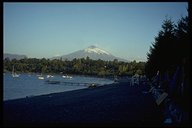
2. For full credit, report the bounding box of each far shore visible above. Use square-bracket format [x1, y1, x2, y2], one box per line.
[3, 71, 133, 79]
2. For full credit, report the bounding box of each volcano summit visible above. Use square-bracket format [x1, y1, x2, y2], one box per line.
[52, 45, 128, 62]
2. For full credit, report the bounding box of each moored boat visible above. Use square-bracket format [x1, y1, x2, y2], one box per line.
[12, 66, 20, 78]
[47, 75, 54, 78]
[38, 76, 44, 80]
[62, 75, 72, 79]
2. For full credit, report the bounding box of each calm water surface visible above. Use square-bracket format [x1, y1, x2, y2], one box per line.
[3, 73, 114, 101]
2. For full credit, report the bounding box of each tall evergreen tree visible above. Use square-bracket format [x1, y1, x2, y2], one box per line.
[146, 14, 190, 113]
[146, 18, 176, 78]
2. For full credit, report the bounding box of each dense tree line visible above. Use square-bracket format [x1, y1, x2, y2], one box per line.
[4, 57, 145, 77]
[145, 14, 190, 113]
[145, 15, 189, 79]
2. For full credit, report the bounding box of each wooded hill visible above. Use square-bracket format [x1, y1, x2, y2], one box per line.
[4, 57, 145, 77]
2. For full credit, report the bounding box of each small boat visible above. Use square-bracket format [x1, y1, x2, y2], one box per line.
[62, 75, 73, 79]
[38, 74, 44, 79]
[62, 75, 72, 79]
[62, 75, 66, 78]
[38, 76, 44, 80]
[47, 75, 54, 78]
[12, 66, 20, 78]
[68, 76, 72, 79]
[88, 83, 99, 88]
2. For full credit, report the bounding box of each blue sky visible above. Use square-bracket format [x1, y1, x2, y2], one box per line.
[4, 2, 188, 62]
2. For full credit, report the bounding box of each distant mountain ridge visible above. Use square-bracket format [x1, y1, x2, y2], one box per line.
[51, 45, 129, 62]
[4, 46, 129, 62]
[4, 53, 27, 60]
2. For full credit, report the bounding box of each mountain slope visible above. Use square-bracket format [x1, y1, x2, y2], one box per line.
[52, 45, 128, 62]
[4, 53, 27, 60]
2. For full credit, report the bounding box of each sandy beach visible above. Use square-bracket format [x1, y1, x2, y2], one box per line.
[3, 82, 163, 127]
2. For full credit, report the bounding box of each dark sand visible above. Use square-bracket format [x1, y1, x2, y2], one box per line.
[3, 82, 164, 127]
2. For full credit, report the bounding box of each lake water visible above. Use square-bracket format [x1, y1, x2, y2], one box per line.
[3, 73, 114, 101]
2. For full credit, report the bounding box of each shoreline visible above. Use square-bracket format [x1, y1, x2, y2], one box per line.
[3, 85, 89, 102]
[4, 82, 164, 127]
[4, 82, 116, 102]
[4, 74, 115, 101]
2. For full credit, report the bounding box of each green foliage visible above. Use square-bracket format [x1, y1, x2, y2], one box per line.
[4, 57, 146, 77]
[146, 15, 189, 79]
[146, 15, 190, 112]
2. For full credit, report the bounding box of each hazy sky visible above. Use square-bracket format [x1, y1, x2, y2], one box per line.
[4, 2, 188, 61]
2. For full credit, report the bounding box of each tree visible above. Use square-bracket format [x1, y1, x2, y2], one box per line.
[146, 14, 190, 113]
[4, 57, 146, 77]
[146, 18, 176, 78]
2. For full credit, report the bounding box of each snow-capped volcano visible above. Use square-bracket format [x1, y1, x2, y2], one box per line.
[51, 45, 128, 62]
[84, 45, 110, 55]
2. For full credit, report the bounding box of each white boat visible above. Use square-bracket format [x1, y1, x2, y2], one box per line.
[47, 75, 54, 78]
[62, 75, 72, 79]
[38, 76, 44, 80]
[38, 73, 44, 80]
[12, 66, 19, 77]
